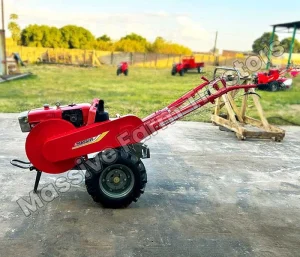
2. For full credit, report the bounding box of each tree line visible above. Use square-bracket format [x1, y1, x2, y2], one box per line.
[252, 32, 300, 54]
[8, 14, 192, 55]
[10, 13, 298, 55]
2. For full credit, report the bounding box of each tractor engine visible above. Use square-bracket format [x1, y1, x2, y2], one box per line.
[17, 101, 99, 132]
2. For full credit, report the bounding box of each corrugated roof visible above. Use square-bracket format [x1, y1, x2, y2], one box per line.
[272, 21, 300, 29]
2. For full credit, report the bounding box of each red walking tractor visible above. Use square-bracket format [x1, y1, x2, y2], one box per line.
[12, 69, 265, 208]
[253, 67, 299, 92]
[116, 62, 129, 76]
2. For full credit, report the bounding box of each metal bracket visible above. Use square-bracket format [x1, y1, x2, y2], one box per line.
[128, 143, 150, 159]
[10, 159, 42, 193]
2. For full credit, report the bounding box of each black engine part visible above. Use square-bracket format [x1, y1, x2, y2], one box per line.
[62, 109, 84, 127]
[95, 100, 109, 122]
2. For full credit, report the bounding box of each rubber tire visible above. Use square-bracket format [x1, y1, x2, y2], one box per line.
[116, 68, 121, 76]
[124, 69, 128, 76]
[268, 81, 279, 92]
[179, 69, 184, 76]
[171, 65, 177, 76]
[85, 149, 147, 208]
[197, 67, 202, 73]
[278, 82, 285, 90]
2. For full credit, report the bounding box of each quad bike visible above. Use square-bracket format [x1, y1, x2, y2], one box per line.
[11, 68, 262, 208]
[171, 56, 204, 76]
[116, 62, 128, 76]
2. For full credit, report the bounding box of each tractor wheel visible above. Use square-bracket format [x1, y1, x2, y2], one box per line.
[116, 68, 121, 76]
[268, 81, 279, 92]
[179, 69, 184, 76]
[171, 67, 177, 76]
[124, 69, 128, 76]
[278, 82, 285, 90]
[197, 67, 202, 73]
[85, 149, 147, 208]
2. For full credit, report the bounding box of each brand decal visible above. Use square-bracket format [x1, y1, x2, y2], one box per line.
[72, 131, 109, 149]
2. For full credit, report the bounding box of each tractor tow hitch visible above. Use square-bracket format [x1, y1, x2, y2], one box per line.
[10, 159, 42, 193]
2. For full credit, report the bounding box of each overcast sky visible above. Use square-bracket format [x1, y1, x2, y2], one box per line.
[5, 0, 300, 52]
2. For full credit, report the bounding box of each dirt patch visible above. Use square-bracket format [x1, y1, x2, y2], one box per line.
[291, 104, 300, 112]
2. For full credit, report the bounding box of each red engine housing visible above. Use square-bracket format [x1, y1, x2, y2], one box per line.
[24, 98, 145, 174]
[27, 99, 99, 130]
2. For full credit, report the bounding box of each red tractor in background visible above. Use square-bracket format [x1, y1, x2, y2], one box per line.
[117, 62, 128, 76]
[253, 67, 298, 92]
[172, 56, 205, 76]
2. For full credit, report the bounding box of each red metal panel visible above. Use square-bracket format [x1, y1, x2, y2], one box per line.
[26, 119, 77, 174]
[87, 98, 99, 125]
[42, 115, 144, 163]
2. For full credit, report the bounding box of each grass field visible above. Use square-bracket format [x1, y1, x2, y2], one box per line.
[0, 65, 299, 125]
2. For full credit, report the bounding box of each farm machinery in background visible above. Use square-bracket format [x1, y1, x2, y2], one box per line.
[290, 68, 300, 78]
[253, 67, 300, 92]
[171, 56, 205, 76]
[11, 68, 272, 209]
[116, 62, 129, 76]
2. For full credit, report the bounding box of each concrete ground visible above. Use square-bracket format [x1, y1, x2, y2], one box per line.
[0, 113, 300, 257]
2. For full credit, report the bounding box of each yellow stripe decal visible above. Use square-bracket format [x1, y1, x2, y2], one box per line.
[72, 131, 109, 150]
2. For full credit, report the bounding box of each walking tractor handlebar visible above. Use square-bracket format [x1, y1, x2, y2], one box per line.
[143, 71, 256, 132]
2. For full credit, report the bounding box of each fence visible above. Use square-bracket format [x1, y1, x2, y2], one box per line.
[6, 45, 299, 68]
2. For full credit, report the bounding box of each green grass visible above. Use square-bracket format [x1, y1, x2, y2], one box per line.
[0, 65, 299, 125]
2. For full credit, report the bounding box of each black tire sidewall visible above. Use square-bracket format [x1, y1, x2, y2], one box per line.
[171, 66, 176, 75]
[269, 81, 279, 92]
[85, 149, 146, 208]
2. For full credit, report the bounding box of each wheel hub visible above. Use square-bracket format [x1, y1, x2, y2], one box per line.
[113, 176, 120, 184]
[99, 165, 134, 198]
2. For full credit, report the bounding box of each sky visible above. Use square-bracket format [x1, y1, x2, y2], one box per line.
[5, 0, 300, 52]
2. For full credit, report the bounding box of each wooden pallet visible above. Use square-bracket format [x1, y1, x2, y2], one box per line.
[211, 88, 285, 141]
